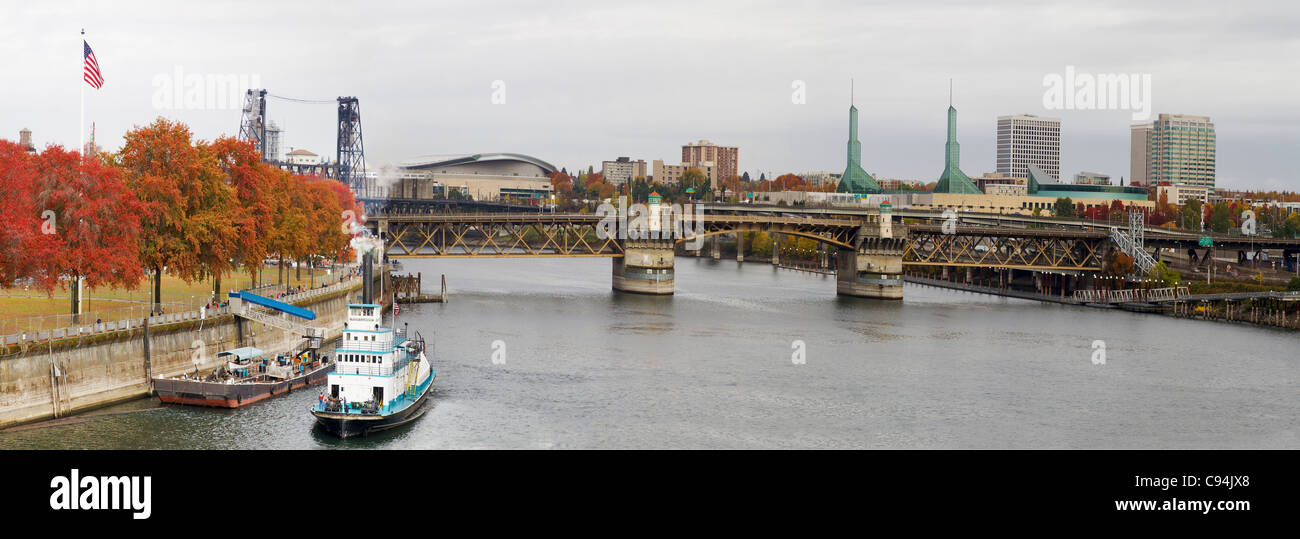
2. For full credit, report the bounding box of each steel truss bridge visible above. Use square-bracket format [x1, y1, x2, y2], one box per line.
[369, 212, 1113, 271]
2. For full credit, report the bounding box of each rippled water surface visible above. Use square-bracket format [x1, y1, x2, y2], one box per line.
[2, 257, 1295, 449]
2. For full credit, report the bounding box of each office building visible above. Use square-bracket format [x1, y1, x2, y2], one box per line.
[996, 114, 1061, 181]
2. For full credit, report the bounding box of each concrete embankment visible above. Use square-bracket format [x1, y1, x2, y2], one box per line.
[0, 279, 364, 429]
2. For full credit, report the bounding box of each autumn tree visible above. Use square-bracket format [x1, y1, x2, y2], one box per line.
[0, 140, 53, 288]
[30, 146, 146, 317]
[1103, 251, 1135, 278]
[295, 176, 348, 285]
[321, 176, 363, 262]
[262, 168, 309, 285]
[117, 118, 240, 310]
[770, 174, 807, 191]
[209, 136, 275, 296]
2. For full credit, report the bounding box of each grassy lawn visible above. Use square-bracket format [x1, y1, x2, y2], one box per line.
[0, 265, 351, 330]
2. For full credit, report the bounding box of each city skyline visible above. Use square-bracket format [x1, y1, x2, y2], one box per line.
[5, 1, 1298, 191]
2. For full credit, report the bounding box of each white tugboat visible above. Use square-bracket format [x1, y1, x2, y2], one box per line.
[310, 303, 434, 438]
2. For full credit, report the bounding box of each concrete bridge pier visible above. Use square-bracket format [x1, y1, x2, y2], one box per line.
[612, 239, 675, 295]
[710, 234, 721, 260]
[837, 236, 906, 300]
[736, 232, 744, 262]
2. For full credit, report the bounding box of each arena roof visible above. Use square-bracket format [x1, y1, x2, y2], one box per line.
[399, 153, 557, 174]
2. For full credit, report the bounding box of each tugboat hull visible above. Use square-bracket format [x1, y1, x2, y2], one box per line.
[311, 374, 434, 438]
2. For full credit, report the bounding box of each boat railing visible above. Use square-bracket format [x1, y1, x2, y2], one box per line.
[336, 340, 392, 353]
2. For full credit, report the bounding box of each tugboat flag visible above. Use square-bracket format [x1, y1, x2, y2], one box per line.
[83, 40, 103, 89]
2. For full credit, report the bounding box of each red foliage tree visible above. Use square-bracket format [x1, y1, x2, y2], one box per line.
[0, 140, 55, 288]
[30, 146, 145, 306]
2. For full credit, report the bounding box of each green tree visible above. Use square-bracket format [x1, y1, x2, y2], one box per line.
[1208, 202, 1232, 233]
[1151, 261, 1181, 287]
[1052, 197, 1075, 218]
[1181, 199, 1203, 231]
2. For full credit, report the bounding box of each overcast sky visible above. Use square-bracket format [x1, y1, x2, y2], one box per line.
[4, 0, 1298, 190]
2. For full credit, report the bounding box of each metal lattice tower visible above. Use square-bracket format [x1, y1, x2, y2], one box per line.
[1109, 209, 1155, 274]
[239, 89, 268, 160]
[1129, 209, 1145, 250]
[336, 97, 367, 196]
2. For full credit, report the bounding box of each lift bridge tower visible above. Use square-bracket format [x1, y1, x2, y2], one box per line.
[238, 89, 268, 159]
[336, 96, 367, 196]
[239, 90, 367, 196]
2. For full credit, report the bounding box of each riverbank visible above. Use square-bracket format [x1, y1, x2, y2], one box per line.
[0, 278, 365, 429]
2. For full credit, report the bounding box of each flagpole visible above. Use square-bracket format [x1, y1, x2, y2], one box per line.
[79, 29, 85, 158]
[75, 28, 85, 320]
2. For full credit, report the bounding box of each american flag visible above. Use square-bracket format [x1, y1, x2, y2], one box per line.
[83, 40, 103, 89]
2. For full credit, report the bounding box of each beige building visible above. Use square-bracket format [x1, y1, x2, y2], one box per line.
[911, 192, 1154, 216]
[398, 153, 556, 202]
[601, 157, 647, 185]
[1156, 184, 1210, 206]
[799, 171, 842, 188]
[1129, 123, 1151, 186]
[1131, 114, 1216, 192]
[653, 159, 717, 187]
[972, 172, 1026, 194]
[876, 178, 925, 190]
[682, 139, 738, 183]
[286, 148, 321, 166]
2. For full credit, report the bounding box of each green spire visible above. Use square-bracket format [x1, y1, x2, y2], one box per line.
[934, 104, 982, 194]
[837, 103, 881, 194]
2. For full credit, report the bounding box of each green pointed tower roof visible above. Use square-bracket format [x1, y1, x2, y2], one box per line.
[836, 100, 881, 194]
[934, 104, 982, 194]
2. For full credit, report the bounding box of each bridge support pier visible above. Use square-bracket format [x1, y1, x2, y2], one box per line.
[837, 237, 906, 300]
[710, 235, 721, 260]
[612, 239, 675, 295]
[736, 232, 744, 262]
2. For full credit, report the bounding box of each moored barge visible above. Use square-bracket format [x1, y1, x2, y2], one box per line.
[154, 347, 333, 408]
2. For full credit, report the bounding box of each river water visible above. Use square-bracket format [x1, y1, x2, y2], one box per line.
[2, 257, 1295, 449]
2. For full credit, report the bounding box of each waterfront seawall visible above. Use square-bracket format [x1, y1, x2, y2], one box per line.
[0, 279, 364, 429]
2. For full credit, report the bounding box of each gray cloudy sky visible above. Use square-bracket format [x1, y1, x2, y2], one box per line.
[4, 0, 1298, 190]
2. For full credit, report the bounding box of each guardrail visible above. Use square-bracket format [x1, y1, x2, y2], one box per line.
[1073, 286, 1190, 304]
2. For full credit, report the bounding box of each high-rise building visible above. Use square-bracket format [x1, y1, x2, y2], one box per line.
[601, 157, 647, 185]
[996, 114, 1061, 181]
[1129, 123, 1151, 186]
[682, 140, 738, 184]
[1131, 114, 1216, 192]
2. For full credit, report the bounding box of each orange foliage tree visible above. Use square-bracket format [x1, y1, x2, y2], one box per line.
[117, 118, 240, 309]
